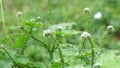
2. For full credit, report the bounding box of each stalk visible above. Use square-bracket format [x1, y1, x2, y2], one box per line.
[2, 47, 17, 65]
[0, 0, 6, 35]
[88, 38, 95, 68]
[87, 13, 91, 32]
[51, 35, 64, 68]
[0, 0, 13, 43]
[100, 31, 108, 50]
[57, 44, 64, 68]
[79, 39, 85, 54]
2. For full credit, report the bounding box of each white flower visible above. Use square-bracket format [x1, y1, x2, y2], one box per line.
[80, 31, 91, 39]
[43, 29, 51, 37]
[57, 26, 63, 31]
[37, 16, 41, 19]
[107, 25, 114, 31]
[0, 44, 4, 48]
[94, 12, 102, 19]
[16, 11, 22, 17]
[93, 63, 102, 68]
[37, 16, 41, 20]
[83, 7, 90, 13]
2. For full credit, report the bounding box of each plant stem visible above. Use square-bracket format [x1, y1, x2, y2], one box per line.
[21, 27, 51, 57]
[2, 47, 17, 65]
[31, 36, 48, 47]
[0, 0, 13, 43]
[88, 38, 94, 68]
[57, 43, 64, 68]
[100, 31, 108, 50]
[79, 39, 85, 54]
[32, 36, 51, 60]
[50, 35, 64, 67]
[87, 13, 91, 32]
[0, 0, 6, 35]
[52, 35, 64, 68]
[50, 35, 56, 59]
[48, 0, 52, 14]
[22, 22, 35, 54]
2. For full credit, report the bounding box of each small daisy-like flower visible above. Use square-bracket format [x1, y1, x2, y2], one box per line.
[16, 11, 22, 17]
[94, 12, 102, 19]
[43, 29, 51, 37]
[37, 16, 41, 19]
[107, 25, 114, 31]
[80, 31, 91, 39]
[37, 16, 41, 20]
[0, 44, 4, 48]
[83, 7, 90, 13]
[93, 63, 102, 68]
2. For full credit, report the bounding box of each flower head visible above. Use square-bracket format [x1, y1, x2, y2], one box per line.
[80, 31, 91, 39]
[57, 26, 63, 31]
[0, 44, 4, 48]
[93, 63, 102, 68]
[37, 16, 41, 20]
[43, 29, 52, 37]
[83, 7, 90, 13]
[16, 11, 22, 17]
[94, 12, 102, 19]
[107, 25, 114, 31]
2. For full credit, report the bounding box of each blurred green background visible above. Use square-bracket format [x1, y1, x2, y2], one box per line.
[0, 0, 120, 49]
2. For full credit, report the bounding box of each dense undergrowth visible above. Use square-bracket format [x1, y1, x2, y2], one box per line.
[0, 0, 120, 68]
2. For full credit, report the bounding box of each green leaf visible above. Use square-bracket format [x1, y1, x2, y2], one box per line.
[12, 36, 26, 48]
[96, 50, 120, 68]
[0, 60, 12, 68]
[15, 55, 30, 66]
[0, 50, 9, 61]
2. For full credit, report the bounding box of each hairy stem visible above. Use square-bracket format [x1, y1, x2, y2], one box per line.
[79, 39, 86, 54]
[21, 27, 51, 55]
[87, 13, 91, 32]
[52, 35, 64, 68]
[100, 31, 108, 50]
[2, 47, 17, 65]
[88, 38, 94, 68]
[57, 43, 64, 68]
[22, 21, 37, 54]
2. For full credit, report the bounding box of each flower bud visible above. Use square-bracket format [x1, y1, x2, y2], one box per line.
[93, 63, 102, 68]
[57, 26, 63, 31]
[93, 12, 102, 19]
[83, 7, 90, 13]
[80, 31, 91, 39]
[37, 16, 41, 20]
[16, 11, 22, 17]
[43, 29, 52, 37]
[0, 44, 4, 48]
[107, 25, 114, 31]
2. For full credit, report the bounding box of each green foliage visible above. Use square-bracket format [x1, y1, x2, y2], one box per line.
[96, 50, 120, 68]
[0, 0, 120, 68]
[12, 36, 26, 48]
